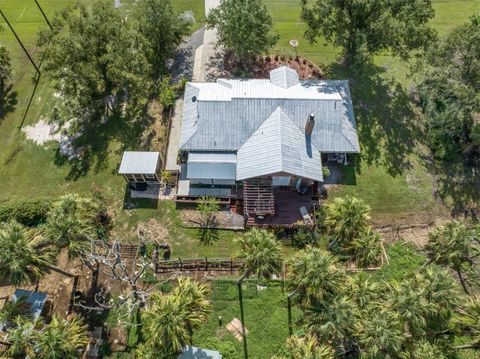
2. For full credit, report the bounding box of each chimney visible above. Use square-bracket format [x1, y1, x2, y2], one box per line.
[305, 113, 315, 135]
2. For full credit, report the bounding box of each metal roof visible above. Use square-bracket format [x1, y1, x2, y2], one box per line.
[178, 346, 222, 359]
[180, 68, 359, 154]
[269, 66, 300, 88]
[237, 107, 323, 181]
[187, 152, 237, 179]
[118, 151, 160, 174]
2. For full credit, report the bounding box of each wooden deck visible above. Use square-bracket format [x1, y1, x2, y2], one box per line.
[246, 188, 314, 227]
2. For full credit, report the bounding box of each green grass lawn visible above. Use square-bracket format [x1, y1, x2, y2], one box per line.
[194, 279, 301, 359]
[0, 0, 211, 257]
[264, 0, 480, 223]
[1, 0, 479, 239]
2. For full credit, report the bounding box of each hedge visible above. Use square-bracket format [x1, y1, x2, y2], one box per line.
[0, 199, 52, 226]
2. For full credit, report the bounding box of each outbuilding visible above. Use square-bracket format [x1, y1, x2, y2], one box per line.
[118, 151, 161, 184]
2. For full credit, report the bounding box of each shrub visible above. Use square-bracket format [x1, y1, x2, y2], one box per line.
[202, 337, 237, 359]
[322, 166, 331, 178]
[293, 227, 320, 248]
[0, 199, 52, 226]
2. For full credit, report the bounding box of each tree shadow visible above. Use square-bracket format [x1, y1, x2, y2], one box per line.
[0, 83, 18, 122]
[327, 63, 420, 177]
[122, 185, 159, 210]
[53, 101, 154, 181]
[422, 153, 480, 221]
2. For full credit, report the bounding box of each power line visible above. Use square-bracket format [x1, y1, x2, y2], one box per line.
[0, 9, 40, 75]
[34, 0, 53, 30]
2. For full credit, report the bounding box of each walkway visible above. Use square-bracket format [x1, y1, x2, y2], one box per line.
[165, 98, 183, 172]
[193, 0, 221, 81]
[166, 0, 221, 172]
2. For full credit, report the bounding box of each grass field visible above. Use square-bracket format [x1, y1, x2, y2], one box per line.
[0, 0, 479, 238]
[194, 279, 302, 359]
[264, 0, 480, 223]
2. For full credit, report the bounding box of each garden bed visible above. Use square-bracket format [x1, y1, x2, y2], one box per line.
[224, 52, 324, 79]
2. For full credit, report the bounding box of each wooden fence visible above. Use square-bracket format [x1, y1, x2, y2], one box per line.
[155, 257, 243, 274]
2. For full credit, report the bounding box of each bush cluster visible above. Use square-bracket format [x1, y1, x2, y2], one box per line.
[0, 199, 52, 226]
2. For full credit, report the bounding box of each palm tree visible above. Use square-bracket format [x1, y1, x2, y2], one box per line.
[324, 196, 370, 246]
[287, 247, 345, 307]
[277, 334, 334, 359]
[36, 315, 89, 359]
[141, 293, 192, 357]
[141, 279, 211, 357]
[425, 220, 479, 294]
[172, 277, 210, 339]
[237, 229, 284, 281]
[304, 295, 356, 346]
[413, 267, 458, 324]
[411, 340, 448, 359]
[355, 311, 404, 359]
[348, 227, 383, 268]
[347, 272, 381, 310]
[45, 194, 100, 259]
[0, 221, 56, 285]
[454, 295, 480, 350]
[2, 318, 37, 359]
[387, 279, 434, 337]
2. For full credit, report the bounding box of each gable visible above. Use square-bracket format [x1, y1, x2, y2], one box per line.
[236, 107, 323, 181]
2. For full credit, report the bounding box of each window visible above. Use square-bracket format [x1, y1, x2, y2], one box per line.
[145, 174, 156, 181]
[125, 175, 135, 182]
[133, 174, 144, 182]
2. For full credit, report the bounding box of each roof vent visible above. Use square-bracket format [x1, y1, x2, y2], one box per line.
[269, 66, 299, 89]
[305, 113, 315, 136]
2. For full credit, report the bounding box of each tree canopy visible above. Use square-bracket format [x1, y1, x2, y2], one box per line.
[38, 0, 150, 128]
[417, 15, 480, 159]
[4, 315, 89, 359]
[206, 0, 279, 60]
[301, 0, 436, 65]
[139, 278, 210, 357]
[0, 24, 13, 118]
[136, 0, 190, 80]
[0, 221, 55, 285]
[237, 228, 284, 280]
[0, 25, 12, 89]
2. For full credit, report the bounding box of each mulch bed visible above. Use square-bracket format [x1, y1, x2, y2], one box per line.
[224, 52, 324, 80]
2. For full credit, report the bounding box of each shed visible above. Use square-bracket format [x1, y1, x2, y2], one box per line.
[178, 346, 222, 359]
[118, 151, 161, 183]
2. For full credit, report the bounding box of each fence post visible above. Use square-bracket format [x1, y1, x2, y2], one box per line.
[179, 258, 183, 271]
[205, 257, 208, 271]
[230, 258, 233, 274]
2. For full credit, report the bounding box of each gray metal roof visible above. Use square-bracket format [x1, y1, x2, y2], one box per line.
[118, 151, 160, 174]
[269, 66, 300, 88]
[178, 346, 222, 359]
[180, 68, 359, 154]
[237, 107, 323, 181]
[187, 152, 237, 179]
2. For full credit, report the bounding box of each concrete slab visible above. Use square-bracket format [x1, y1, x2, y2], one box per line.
[165, 99, 184, 172]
